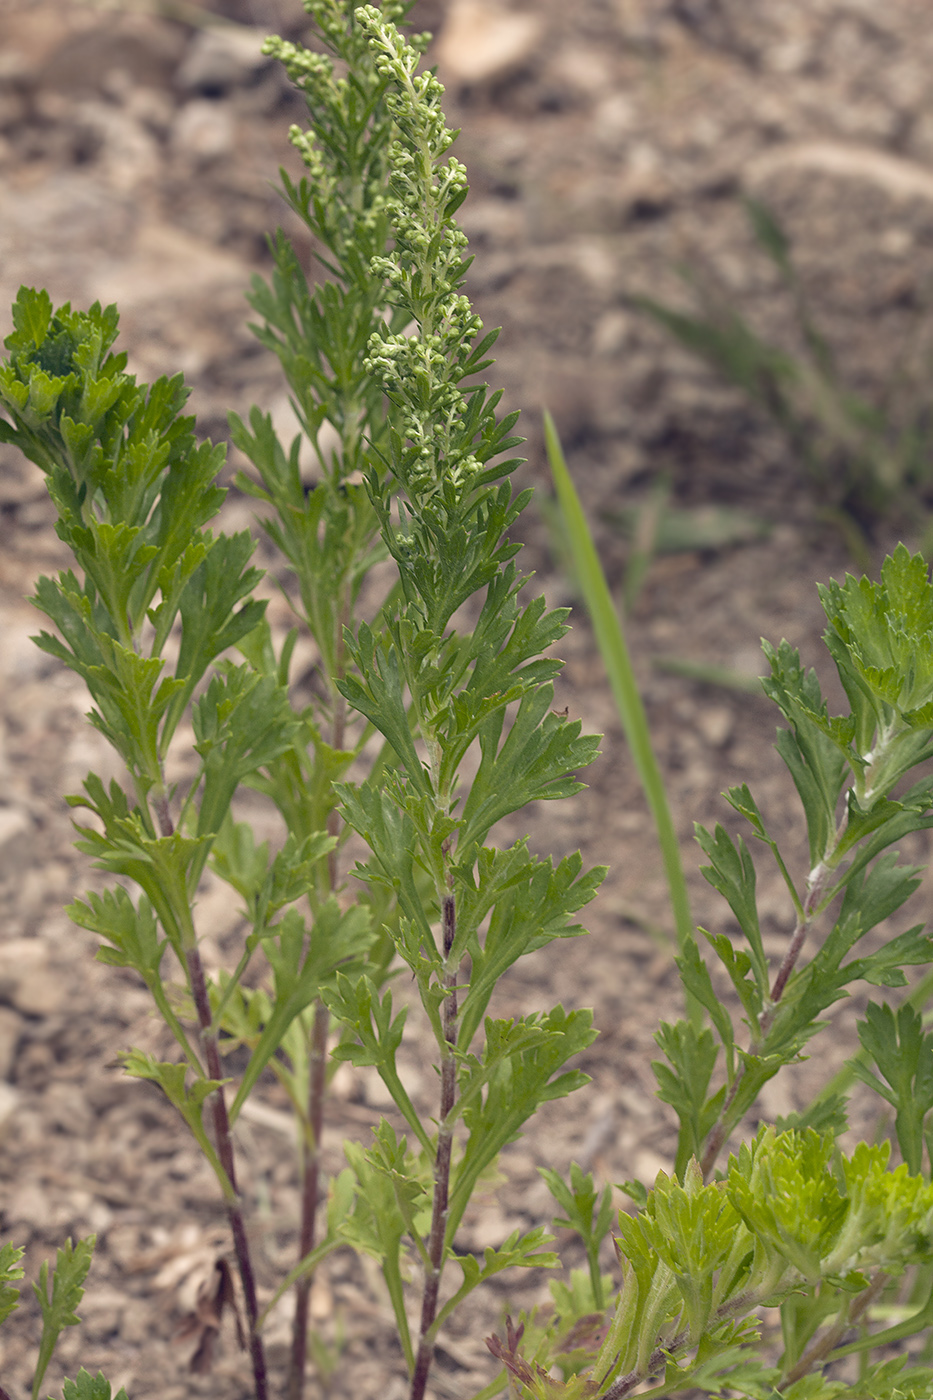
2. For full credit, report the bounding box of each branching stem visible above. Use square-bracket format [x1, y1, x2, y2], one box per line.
[187, 943, 268, 1400]
[288, 1001, 329, 1400]
[782, 1271, 886, 1386]
[410, 889, 458, 1400]
[701, 864, 829, 1178]
[152, 790, 173, 839]
[768, 863, 827, 1009]
[288, 685, 345, 1400]
[151, 784, 268, 1396]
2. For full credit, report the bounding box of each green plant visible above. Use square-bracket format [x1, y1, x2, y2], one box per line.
[6, 4, 933, 1399]
[0, 5, 603, 1399]
[545, 413, 696, 1006]
[636, 197, 933, 544]
[0, 1237, 123, 1400]
[488, 536, 933, 1396]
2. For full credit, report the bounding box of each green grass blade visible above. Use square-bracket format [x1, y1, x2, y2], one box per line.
[544, 412, 701, 1025]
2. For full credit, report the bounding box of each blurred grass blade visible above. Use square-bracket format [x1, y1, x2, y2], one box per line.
[544, 412, 701, 1025]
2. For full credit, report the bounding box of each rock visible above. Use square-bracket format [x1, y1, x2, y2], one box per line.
[69, 100, 162, 193]
[0, 607, 55, 682]
[593, 92, 639, 152]
[0, 806, 33, 881]
[745, 141, 933, 205]
[88, 220, 252, 313]
[175, 26, 271, 95]
[0, 170, 136, 300]
[0, 1081, 18, 1126]
[0, 937, 66, 1017]
[171, 99, 236, 164]
[548, 43, 616, 98]
[0, 1006, 22, 1079]
[39, 14, 186, 97]
[0, 5, 89, 85]
[695, 704, 734, 749]
[731, 645, 769, 680]
[615, 141, 675, 217]
[0, 455, 46, 507]
[593, 308, 635, 356]
[435, 1, 543, 87]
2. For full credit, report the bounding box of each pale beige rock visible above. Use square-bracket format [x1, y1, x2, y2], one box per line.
[0, 805, 32, 881]
[0, 12, 71, 80]
[88, 221, 251, 312]
[239, 1096, 295, 1140]
[176, 25, 270, 94]
[435, 1, 542, 86]
[696, 704, 734, 749]
[77, 101, 162, 192]
[0, 1007, 22, 1079]
[0, 607, 52, 681]
[746, 141, 933, 204]
[632, 1146, 672, 1185]
[0, 936, 65, 1016]
[171, 99, 236, 164]
[0, 1080, 19, 1126]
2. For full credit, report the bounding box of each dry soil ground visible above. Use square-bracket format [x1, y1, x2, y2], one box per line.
[1, 0, 933, 1397]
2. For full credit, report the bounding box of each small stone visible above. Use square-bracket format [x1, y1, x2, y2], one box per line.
[632, 1146, 671, 1184]
[171, 99, 235, 164]
[0, 937, 65, 1017]
[593, 92, 639, 153]
[0, 806, 33, 881]
[435, 1, 542, 87]
[0, 1080, 19, 1126]
[879, 227, 912, 257]
[549, 44, 614, 97]
[175, 26, 270, 94]
[72, 100, 162, 192]
[745, 142, 933, 206]
[593, 308, 633, 356]
[0, 1006, 23, 1079]
[40, 14, 186, 96]
[731, 645, 768, 680]
[695, 704, 734, 749]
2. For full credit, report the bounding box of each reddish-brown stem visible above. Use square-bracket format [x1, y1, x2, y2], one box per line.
[701, 867, 829, 1179]
[410, 890, 458, 1400]
[152, 790, 173, 838]
[288, 694, 345, 1400]
[782, 1271, 886, 1386]
[288, 1000, 330, 1400]
[599, 1286, 771, 1399]
[700, 1076, 743, 1179]
[767, 865, 828, 1019]
[769, 915, 808, 1006]
[187, 943, 268, 1400]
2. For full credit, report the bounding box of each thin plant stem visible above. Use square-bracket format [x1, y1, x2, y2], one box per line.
[701, 865, 829, 1178]
[782, 1271, 886, 1387]
[187, 943, 269, 1400]
[288, 676, 346, 1400]
[152, 790, 173, 840]
[288, 1001, 329, 1400]
[410, 888, 458, 1400]
[809, 961, 933, 1113]
[150, 777, 269, 1397]
[544, 411, 700, 1027]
